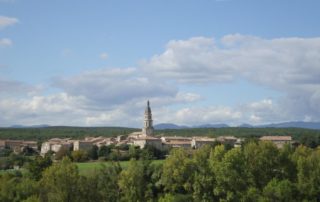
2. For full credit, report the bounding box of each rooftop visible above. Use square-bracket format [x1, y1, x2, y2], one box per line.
[260, 136, 292, 141]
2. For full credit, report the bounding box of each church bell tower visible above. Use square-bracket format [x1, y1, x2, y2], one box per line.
[142, 100, 154, 136]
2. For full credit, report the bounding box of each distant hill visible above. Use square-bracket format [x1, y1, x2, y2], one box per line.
[154, 123, 189, 130]
[238, 123, 254, 128]
[10, 124, 50, 128]
[155, 121, 320, 130]
[259, 121, 320, 130]
[155, 123, 229, 130]
[195, 123, 229, 128]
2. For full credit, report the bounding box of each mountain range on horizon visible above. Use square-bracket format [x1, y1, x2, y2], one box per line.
[154, 121, 320, 130]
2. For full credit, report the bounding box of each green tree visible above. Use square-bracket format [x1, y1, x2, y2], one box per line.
[192, 145, 215, 202]
[243, 141, 280, 189]
[54, 146, 71, 160]
[0, 173, 38, 202]
[278, 144, 297, 181]
[77, 175, 100, 202]
[98, 145, 111, 158]
[214, 147, 249, 201]
[129, 145, 140, 159]
[296, 149, 320, 201]
[27, 155, 52, 180]
[242, 187, 261, 202]
[88, 145, 99, 160]
[40, 157, 81, 202]
[118, 159, 151, 202]
[96, 162, 122, 202]
[158, 193, 193, 202]
[262, 178, 296, 202]
[71, 150, 89, 162]
[299, 134, 319, 148]
[161, 148, 195, 194]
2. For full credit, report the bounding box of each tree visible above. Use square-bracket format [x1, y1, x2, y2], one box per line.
[88, 145, 99, 160]
[118, 159, 151, 202]
[21, 146, 37, 156]
[296, 149, 320, 201]
[278, 144, 297, 181]
[96, 162, 122, 202]
[299, 134, 319, 148]
[98, 145, 111, 158]
[158, 193, 193, 202]
[0, 147, 13, 157]
[129, 145, 140, 159]
[71, 150, 89, 162]
[27, 155, 52, 180]
[262, 178, 297, 202]
[0, 173, 38, 202]
[40, 157, 81, 202]
[243, 141, 281, 189]
[161, 148, 195, 194]
[192, 145, 215, 202]
[54, 146, 71, 160]
[213, 147, 249, 201]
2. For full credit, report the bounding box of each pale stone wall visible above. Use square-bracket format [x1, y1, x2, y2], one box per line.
[73, 141, 93, 151]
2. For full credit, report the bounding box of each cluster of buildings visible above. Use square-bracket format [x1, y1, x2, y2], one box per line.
[0, 101, 293, 155]
[0, 139, 38, 153]
[37, 101, 292, 156]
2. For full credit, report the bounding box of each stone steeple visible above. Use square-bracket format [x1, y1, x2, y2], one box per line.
[142, 100, 154, 136]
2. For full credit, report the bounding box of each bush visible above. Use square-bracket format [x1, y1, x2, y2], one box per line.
[71, 150, 89, 162]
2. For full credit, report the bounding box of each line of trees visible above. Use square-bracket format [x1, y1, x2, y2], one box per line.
[1, 141, 320, 201]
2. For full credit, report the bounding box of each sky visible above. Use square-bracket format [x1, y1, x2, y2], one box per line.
[1, 0, 320, 127]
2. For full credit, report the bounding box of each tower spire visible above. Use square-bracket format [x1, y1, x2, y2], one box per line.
[142, 100, 154, 136]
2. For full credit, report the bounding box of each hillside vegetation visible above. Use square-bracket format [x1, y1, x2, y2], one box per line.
[0, 127, 139, 140]
[0, 126, 319, 140]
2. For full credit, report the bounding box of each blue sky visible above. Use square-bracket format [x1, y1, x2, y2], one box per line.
[1, 0, 320, 127]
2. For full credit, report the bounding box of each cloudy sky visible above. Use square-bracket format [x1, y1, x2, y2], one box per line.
[1, 0, 320, 127]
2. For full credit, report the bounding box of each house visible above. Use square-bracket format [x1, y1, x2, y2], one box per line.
[161, 136, 192, 143]
[0, 140, 38, 153]
[73, 140, 93, 151]
[40, 138, 74, 155]
[191, 137, 216, 149]
[217, 136, 238, 145]
[133, 136, 163, 150]
[0, 140, 6, 150]
[260, 136, 292, 148]
[163, 140, 191, 149]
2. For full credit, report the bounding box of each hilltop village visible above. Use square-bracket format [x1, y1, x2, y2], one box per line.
[0, 101, 293, 156]
[33, 101, 292, 156]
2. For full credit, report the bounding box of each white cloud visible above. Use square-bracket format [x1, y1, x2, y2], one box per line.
[1, 34, 320, 126]
[0, 16, 18, 29]
[0, 93, 90, 126]
[99, 52, 108, 60]
[53, 67, 179, 107]
[0, 78, 41, 95]
[0, 38, 12, 47]
[142, 34, 320, 122]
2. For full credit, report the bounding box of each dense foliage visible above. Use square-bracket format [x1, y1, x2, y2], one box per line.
[1, 126, 320, 141]
[0, 126, 139, 140]
[1, 142, 320, 201]
[155, 127, 320, 140]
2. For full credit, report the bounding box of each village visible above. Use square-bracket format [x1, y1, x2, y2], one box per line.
[1, 101, 293, 157]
